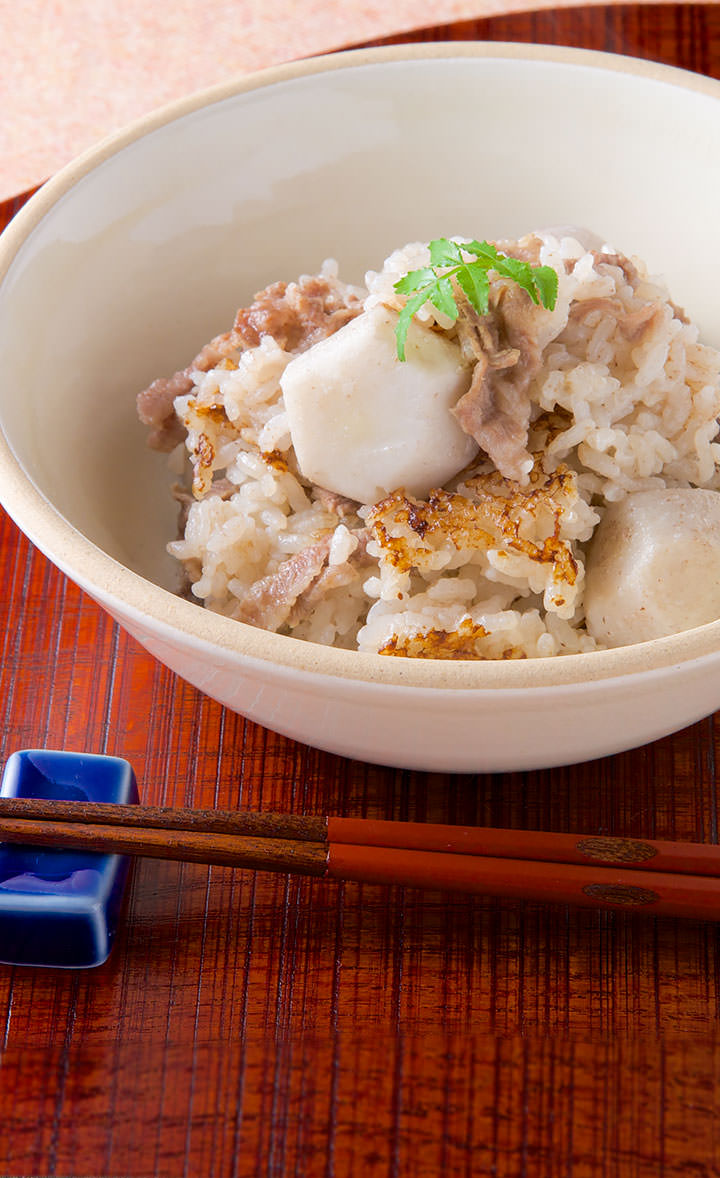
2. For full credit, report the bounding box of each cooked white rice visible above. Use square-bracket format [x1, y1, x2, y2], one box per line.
[155, 233, 720, 659]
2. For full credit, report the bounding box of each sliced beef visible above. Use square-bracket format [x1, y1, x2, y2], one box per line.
[287, 528, 373, 627]
[136, 330, 239, 451]
[593, 250, 640, 286]
[451, 283, 550, 484]
[311, 487, 359, 518]
[286, 562, 359, 628]
[233, 274, 362, 353]
[137, 371, 194, 452]
[234, 536, 332, 631]
[569, 295, 664, 343]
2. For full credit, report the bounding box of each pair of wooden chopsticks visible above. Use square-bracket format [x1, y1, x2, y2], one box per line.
[0, 797, 719, 918]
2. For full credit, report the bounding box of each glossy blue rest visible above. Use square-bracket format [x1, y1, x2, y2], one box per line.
[0, 750, 138, 968]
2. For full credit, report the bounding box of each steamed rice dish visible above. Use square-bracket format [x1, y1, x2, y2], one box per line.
[137, 230, 720, 659]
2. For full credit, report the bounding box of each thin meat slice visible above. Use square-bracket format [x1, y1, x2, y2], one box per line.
[234, 536, 332, 631]
[452, 283, 555, 484]
[137, 371, 195, 452]
[569, 296, 664, 343]
[311, 488, 359, 518]
[286, 562, 359, 628]
[136, 330, 239, 451]
[233, 274, 363, 353]
[287, 529, 374, 627]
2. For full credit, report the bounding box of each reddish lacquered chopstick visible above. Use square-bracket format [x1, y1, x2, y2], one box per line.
[327, 816, 720, 876]
[0, 798, 719, 919]
[326, 843, 720, 919]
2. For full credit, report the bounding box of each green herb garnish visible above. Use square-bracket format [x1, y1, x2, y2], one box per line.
[393, 237, 559, 360]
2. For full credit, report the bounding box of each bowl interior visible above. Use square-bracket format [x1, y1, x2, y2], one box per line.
[1, 45, 719, 605]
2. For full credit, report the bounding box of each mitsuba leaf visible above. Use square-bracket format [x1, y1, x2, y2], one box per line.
[463, 240, 502, 264]
[428, 238, 464, 267]
[392, 236, 559, 359]
[455, 265, 490, 316]
[429, 275, 460, 321]
[394, 288, 436, 361]
[394, 267, 436, 294]
[532, 265, 559, 311]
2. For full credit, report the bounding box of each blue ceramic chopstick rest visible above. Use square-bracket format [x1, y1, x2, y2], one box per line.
[0, 749, 139, 968]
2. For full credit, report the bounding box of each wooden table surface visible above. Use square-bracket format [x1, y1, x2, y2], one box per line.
[1, 6, 720, 1175]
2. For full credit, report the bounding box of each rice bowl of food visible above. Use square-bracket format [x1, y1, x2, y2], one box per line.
[139, 229, 720, 660]
[1, 42, 720, 771]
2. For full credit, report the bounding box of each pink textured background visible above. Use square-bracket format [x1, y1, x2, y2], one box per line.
[1, 1, 477, 201]
[1, 0, 669, 201]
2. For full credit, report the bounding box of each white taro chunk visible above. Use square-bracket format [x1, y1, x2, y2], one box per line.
[280, 304, 478, 503]
[584, 488, 720, 647]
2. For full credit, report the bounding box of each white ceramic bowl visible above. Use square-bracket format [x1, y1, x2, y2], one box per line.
[1, 43, 720, 772]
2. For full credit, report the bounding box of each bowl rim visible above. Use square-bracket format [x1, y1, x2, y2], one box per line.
[2, 39, 720, 692]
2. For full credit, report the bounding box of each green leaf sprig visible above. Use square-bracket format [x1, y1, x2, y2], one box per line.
[393, 238, 559, 360]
